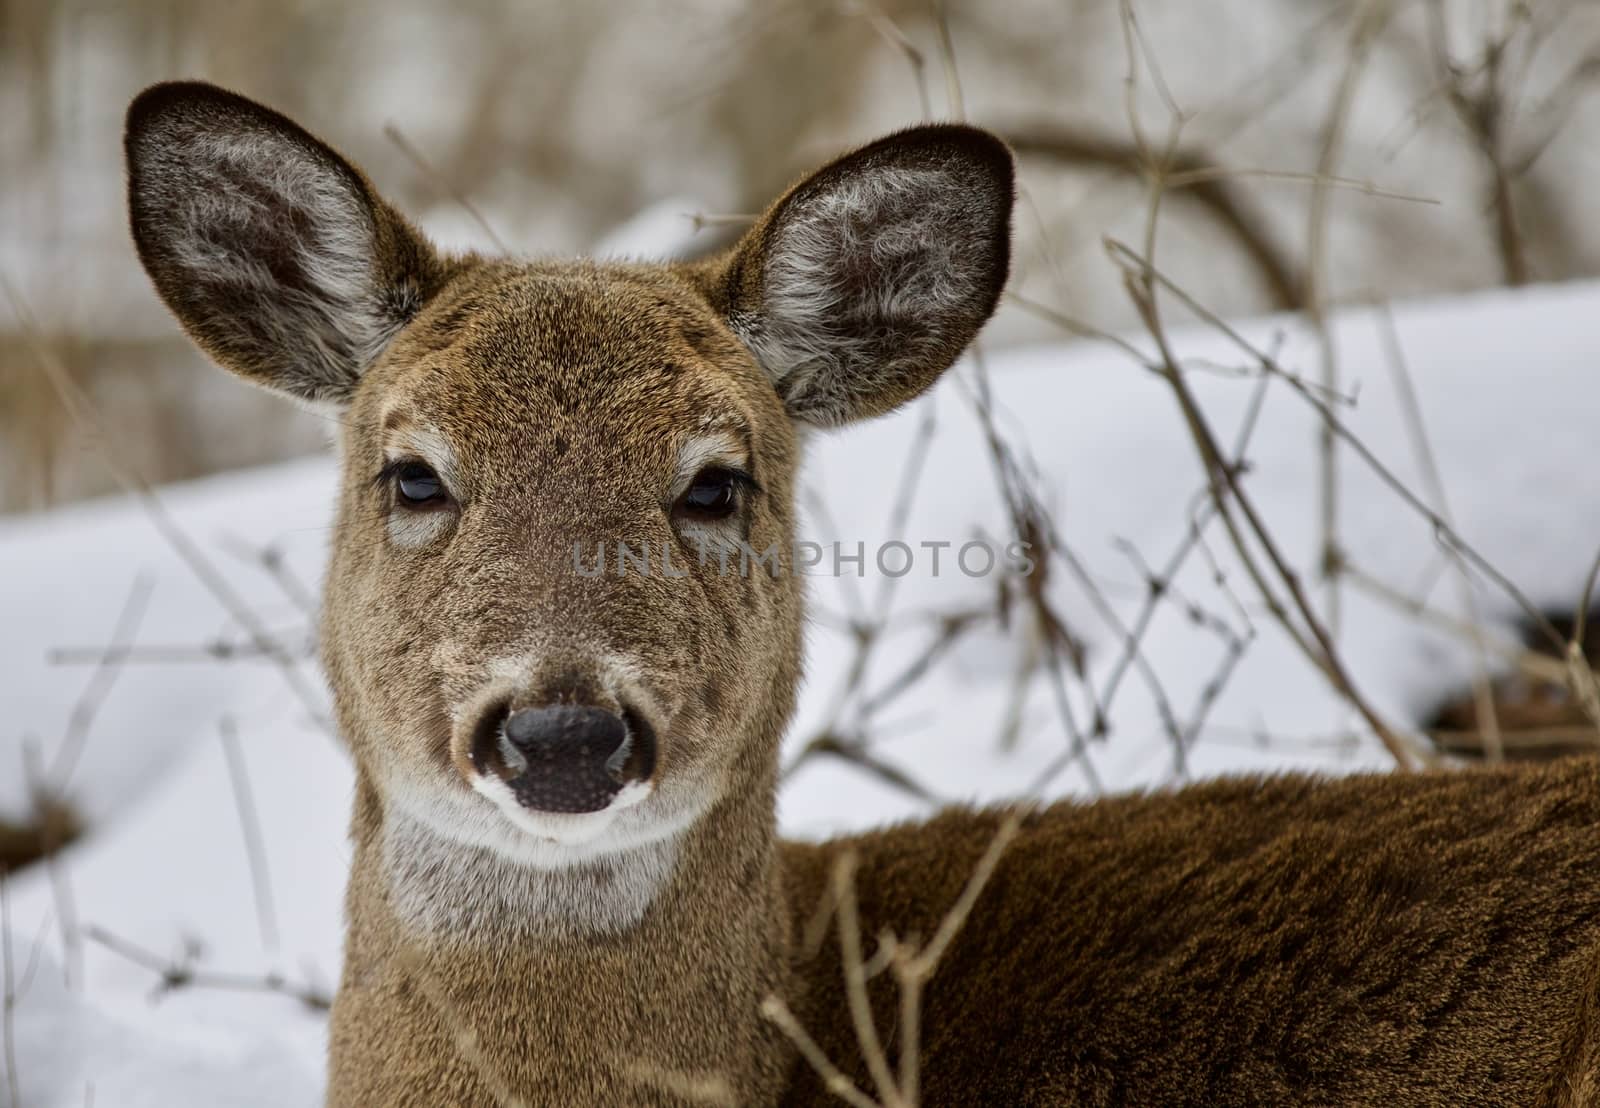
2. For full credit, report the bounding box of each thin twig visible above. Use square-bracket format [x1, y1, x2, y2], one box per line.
[783, 732, 941, 804]
[1341, 560, 1571, 687]
[761, 994, 879, 1108]
[848, 1, 932, 120]
[4, 281, 333, 732]
[83, 926, 329, 1012]
[1424, 0, 1531, 285]
[1006, 126, 1304, 310]
[384, 124, 512, 254]
[21, 739, 80, 989]
[769, 809, 1027, 1107]
[869, 402, 940, 624]
[217, 536, 318, 616]
[1106, 238, 1419, 768]
[1308, 0, 1394, 648]
[684, 212, 759, 233]
[218, 718, 281, 957]
[859, 611, 986, 719]
[1373, 300, 1502, 759]
[2, 872, 19, 1108]
[1102, 244, 1568, 654]
[930, 0, 964, 121]
[1567, 546, 1600, 729]
[49, 635, 316, 666]
[831, 854, 898, 1106]
[617, 1058, 738, 1107]
[48, 574, 155, 790]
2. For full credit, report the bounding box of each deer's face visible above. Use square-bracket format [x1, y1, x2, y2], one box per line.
[124, 82, 1011, 868]
[323, 265, 806, 864]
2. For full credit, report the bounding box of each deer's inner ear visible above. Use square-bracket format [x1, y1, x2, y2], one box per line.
[711, 125, 1014, 428]
[124, 81, 447, 408]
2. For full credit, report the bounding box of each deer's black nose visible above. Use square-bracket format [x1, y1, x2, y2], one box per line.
[472, 703, 656, 814]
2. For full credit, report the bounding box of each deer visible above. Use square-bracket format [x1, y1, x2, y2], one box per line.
[123, 81, 1600, 1107]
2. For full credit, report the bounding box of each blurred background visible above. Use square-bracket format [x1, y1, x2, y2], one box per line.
[5, 0, 1600, 513]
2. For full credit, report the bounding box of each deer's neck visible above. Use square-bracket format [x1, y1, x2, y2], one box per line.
[335, 769, 798, 1104]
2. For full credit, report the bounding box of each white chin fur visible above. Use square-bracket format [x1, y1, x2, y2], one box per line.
[467, 771, 653, 846]
[384, 766, 709, 871]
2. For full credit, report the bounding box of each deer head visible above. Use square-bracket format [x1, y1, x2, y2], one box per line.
[125, 81, 1013, 896]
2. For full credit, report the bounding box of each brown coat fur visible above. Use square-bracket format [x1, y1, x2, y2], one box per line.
[123, 82, 1600, 1106]
[784, 760, 1600, 1106]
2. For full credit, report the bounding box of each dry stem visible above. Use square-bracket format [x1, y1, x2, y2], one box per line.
[765, 809, 1026, 1107]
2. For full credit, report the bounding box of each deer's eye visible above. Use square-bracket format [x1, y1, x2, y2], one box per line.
[394, 461, 445, 507]
[676, 467, 747, 520]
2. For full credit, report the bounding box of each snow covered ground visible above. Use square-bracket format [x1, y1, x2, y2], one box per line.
[2, 277, 1598, 1104]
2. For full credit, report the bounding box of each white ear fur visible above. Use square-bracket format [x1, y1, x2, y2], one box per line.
[126, 82, 440, 406]
[165, 130, 406, 368]
[728, 125, 1014, 426]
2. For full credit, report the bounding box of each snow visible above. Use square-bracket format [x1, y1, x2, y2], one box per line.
[591, 197, 711, 261]
[784, 278, 1600, 830]
[4, 277, 1599, 1104]
[9, 958, 321, 1108]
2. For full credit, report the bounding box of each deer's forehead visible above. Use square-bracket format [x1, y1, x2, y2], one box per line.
[363, 270, 775, 471]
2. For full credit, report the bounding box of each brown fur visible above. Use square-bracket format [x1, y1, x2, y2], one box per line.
[783, 760, 1600, 1106]
[124, 82, 1600, 1106]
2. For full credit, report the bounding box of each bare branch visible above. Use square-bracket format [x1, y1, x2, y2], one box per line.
[761, 994, 880, 1108]
[1307, 0, 1395, 646]
[1104, 237, 1420, 768]
[846, 1, 932, 120]
[3, 281, 333, 733]
[1372, 299, 1502, 759]
[2, 872, 19, 1108]
[83, 926, 329, 1012]
[383, 124, 511, 254]
[1006, 125, 1305, 312]
[218, 717, 281, 957]
[48, 574, 155, 790]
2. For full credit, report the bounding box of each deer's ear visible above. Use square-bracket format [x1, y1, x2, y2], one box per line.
[125, 82, 445, 407]
[708, 125, 1013, 426]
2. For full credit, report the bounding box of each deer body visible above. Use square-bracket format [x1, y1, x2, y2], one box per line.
[123, 82, 1600, 1106]
[785, 761, 1600, 1106]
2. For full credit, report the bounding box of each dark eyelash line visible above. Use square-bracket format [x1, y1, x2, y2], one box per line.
[711, 465, 763, 497]
[370, 458, 415, 490]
